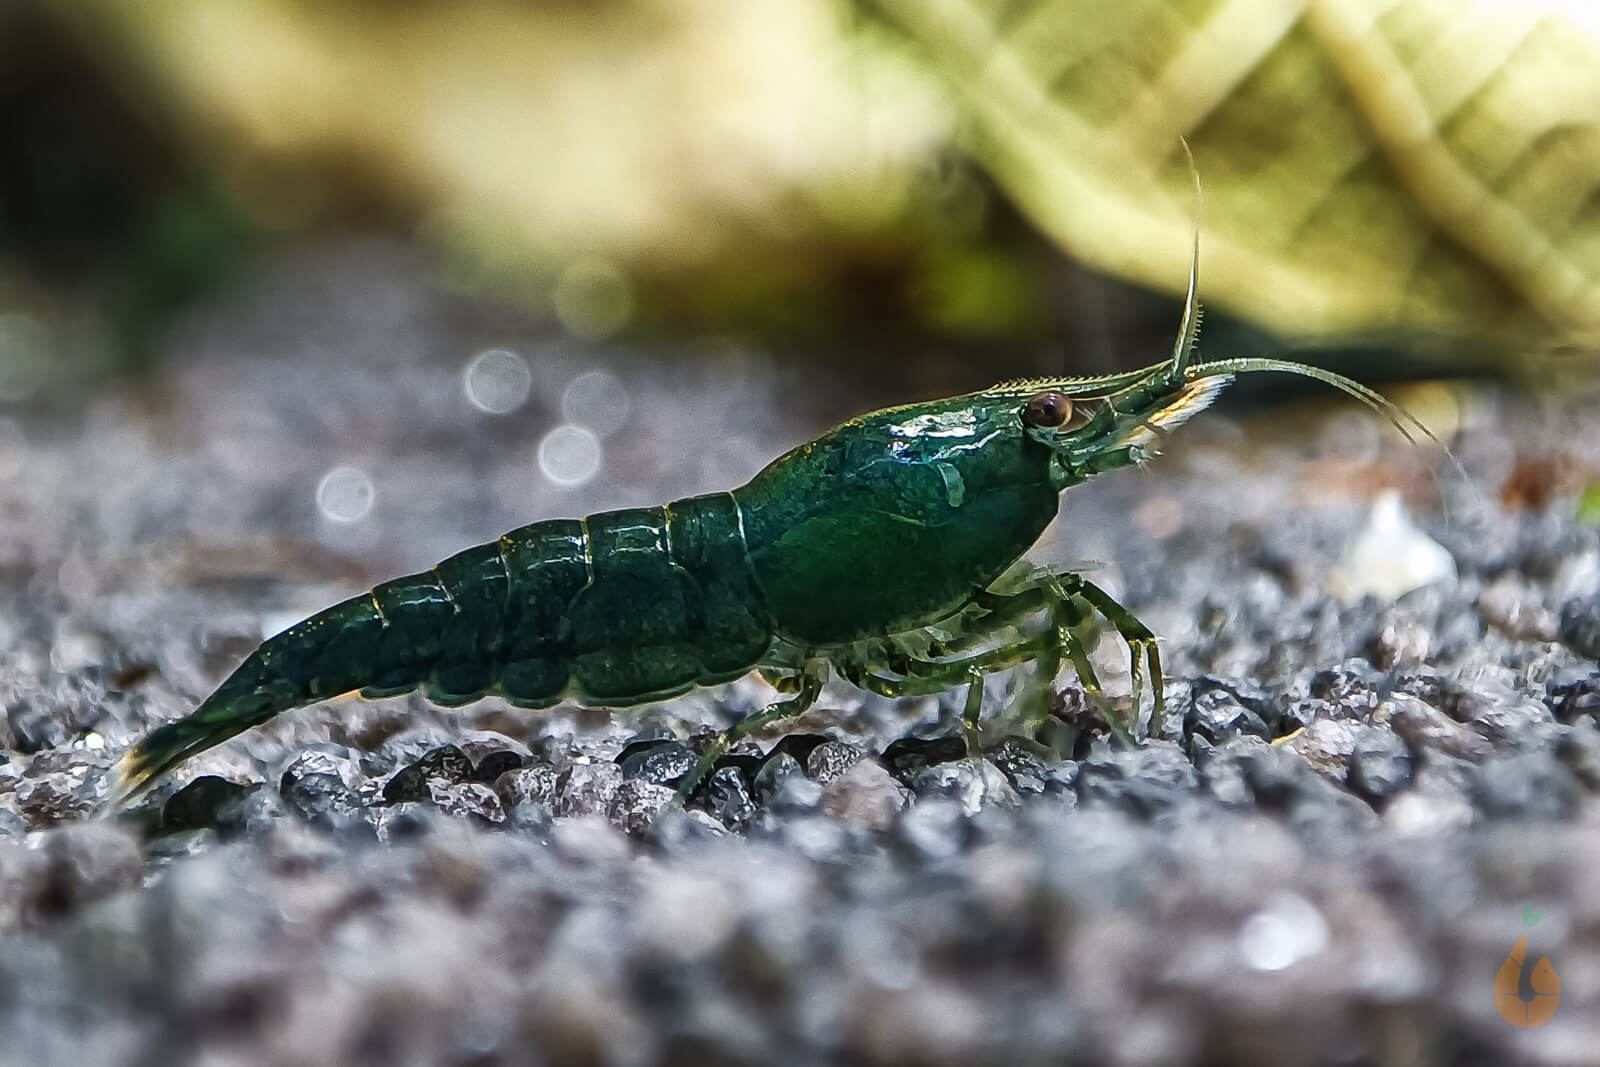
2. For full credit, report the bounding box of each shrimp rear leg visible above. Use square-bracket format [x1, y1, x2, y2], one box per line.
[674, 660, 827, 803]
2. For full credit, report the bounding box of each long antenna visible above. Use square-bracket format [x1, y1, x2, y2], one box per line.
[1170, 137, 1204, 376]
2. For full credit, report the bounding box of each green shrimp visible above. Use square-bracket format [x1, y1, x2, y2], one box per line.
[112, 221, 1436, 808]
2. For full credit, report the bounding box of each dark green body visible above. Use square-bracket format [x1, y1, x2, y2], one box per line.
[738, 393, 1063, 642]
[123, 391, 1067, 792]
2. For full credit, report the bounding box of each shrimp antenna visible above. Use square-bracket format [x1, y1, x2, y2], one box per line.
[1170, 137, 1204, 377]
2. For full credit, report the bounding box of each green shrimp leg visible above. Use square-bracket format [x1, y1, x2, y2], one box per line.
[1067, 576, 1166, 739]
[835, 573, 1146, 753]
[674, 660, 826, 804]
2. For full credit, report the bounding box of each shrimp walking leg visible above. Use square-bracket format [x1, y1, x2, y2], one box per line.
[676, 661, 827, 802]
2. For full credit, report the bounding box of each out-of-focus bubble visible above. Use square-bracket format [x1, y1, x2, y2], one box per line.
[0, 312, 48, 401]
[561, 370, 632, 437]
[553, 256, 633, 340]
[0, 418, 27, 479]
[316, 465, 375, 523]
[1238, 892, 1329, 972]
[537, 424, 602, 487]
[463, 348, 533, 414]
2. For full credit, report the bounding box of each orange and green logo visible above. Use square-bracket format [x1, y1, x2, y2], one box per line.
[1495, 908, 1560, 1029]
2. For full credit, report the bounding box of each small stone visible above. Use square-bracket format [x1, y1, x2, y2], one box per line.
[1560, 595, 1600, 661]
[820, 760, 910, 832]
[494, 763, 562, 811]
[704, 766, 756, 833]
[278, 748, 362, 792]
[710, 752, 763, 789]
[607, 779, 675, 836]
[470, 749, 529, 784]
[1183, 678, 1273, 753]
[1076, 744, 1199, 820]
[555, 761, 624, 818]
[427, 780, 505, 825]
[1472, 753, 1580, 820]
[986, 738, 1051, 795]
[455, 731, 532, 774]
[805, 741, 865, 785]
[160, 775, 251, 834]
[1385, 695, 1492, 761]
[1347, 731, 1415, 804]
[279, 772, 363, 829]
[752, 751, 804, 803]
[1305, 663, 1383, 718]
[382, 744, 473, 803]
[909, 760, 1020, 815]
[1279, 718, 1364, 780]
[616, 740, 698, 786]
[14, 771, 105, 829]
[880, 735, 968, 782]
[895, 797, 966, 860]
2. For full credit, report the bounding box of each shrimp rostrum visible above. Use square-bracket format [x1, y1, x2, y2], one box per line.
[114, 233, 1431, 807]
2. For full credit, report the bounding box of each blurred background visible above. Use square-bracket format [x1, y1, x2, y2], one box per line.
[6, 0, 1599, 386]
[1, 0, 1600, 598]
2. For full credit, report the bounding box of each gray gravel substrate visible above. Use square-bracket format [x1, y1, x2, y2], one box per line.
[3, 244, 1600, 1065]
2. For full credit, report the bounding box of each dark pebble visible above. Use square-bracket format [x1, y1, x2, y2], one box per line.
[1183, 678, 1273, 753]
[752, 751, 804, 803]
[1347, 731, 1415, 804]
[704, 766, 756, 833]
[985, 738, 1051, 796]
[617, 740, 698, 786]
[762, 733, 831, 769]
[160, 775, 250, 834]
[880, 735, 968, 782]
[469, 750, 528, 784]
[383, 745, 473, 803]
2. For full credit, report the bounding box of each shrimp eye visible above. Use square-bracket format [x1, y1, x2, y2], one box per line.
[1022, 390, 1073, 429]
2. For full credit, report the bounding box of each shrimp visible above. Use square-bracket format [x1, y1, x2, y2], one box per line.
[112, 192, 1438, 809]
